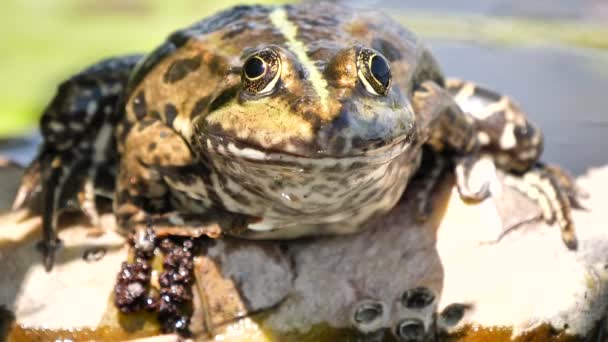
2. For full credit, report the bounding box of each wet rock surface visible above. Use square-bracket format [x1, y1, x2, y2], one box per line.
[1, 162, 607, 341]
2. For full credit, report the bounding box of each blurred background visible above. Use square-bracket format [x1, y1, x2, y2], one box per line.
[1, 0, 607, 174]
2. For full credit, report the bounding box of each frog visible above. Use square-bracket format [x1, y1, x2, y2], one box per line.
[13, 2, 582, 335]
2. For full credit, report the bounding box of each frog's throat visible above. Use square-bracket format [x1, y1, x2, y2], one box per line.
[269, 8, 330, 113]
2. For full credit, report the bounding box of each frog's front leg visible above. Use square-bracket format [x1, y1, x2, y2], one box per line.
[447, 79, 580, 248]
[116, 119, 253, 334]
[411, 80, 488, 205]
[114, 118, 231, 239]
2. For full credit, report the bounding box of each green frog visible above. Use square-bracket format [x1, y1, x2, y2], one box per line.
[14, 2, 581, 335]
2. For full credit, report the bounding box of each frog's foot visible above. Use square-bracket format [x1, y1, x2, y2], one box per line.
[503, 164, 578, 250]
[454, 155, 491, 202]
[351, 287, 438, 341]
[114, 225, 197, 336]
[544, 164, 589, 210]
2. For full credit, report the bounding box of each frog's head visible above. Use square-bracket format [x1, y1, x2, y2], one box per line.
[192, 44, 416, 162]
[189, 42, 419, 232]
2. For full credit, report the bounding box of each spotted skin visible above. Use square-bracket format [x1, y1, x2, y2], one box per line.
[14, 55, 142, 269]
[17, 3, 579, 284]
[447, 79, 578, 247]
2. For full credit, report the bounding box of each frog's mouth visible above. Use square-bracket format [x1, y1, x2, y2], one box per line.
[203, 134, 412, 170]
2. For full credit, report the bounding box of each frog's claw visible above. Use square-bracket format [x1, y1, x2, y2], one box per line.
[544, 164, 589, 210]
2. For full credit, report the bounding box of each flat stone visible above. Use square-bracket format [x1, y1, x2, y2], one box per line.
[0, 163, 606, 341]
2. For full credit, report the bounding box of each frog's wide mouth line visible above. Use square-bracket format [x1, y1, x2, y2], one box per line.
[204, 135, 412, 169]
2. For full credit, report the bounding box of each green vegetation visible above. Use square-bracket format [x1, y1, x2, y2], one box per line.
[1, 1, 608, 137]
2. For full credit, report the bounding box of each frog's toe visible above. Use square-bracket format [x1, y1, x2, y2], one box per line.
[455, 157, 491, 201]
[544, 164, 589, 210]
[503, 165, 578, 250]
[351, 299, 389, 334]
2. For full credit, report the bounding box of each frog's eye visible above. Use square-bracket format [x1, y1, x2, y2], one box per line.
[356, 48, 391, 96]
[241, 48, 282, 96]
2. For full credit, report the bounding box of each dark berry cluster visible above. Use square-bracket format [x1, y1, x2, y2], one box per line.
[157, 237, 196, 335]
[113, 227, 197, 336]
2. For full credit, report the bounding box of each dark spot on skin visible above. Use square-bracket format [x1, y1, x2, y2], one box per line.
[209, 86, 240, 112]
[339, 177, 350, 187]
[231, 191, 252, 206]
[190, 96, 212, 119]
[208, 55, 227, 75]
[132, 91, 147, 120]
[359, 188, 379, 204]
[148, 142, 157, 152]
[164, 103, 178, 127]
[371, 38, 402, 62]
[126, 43, 176, 97]
[163, 56, 202, 84]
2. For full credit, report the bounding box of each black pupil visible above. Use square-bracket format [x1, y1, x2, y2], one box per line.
[370, 55, 390, 87]
[244, 57, 265, 79]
